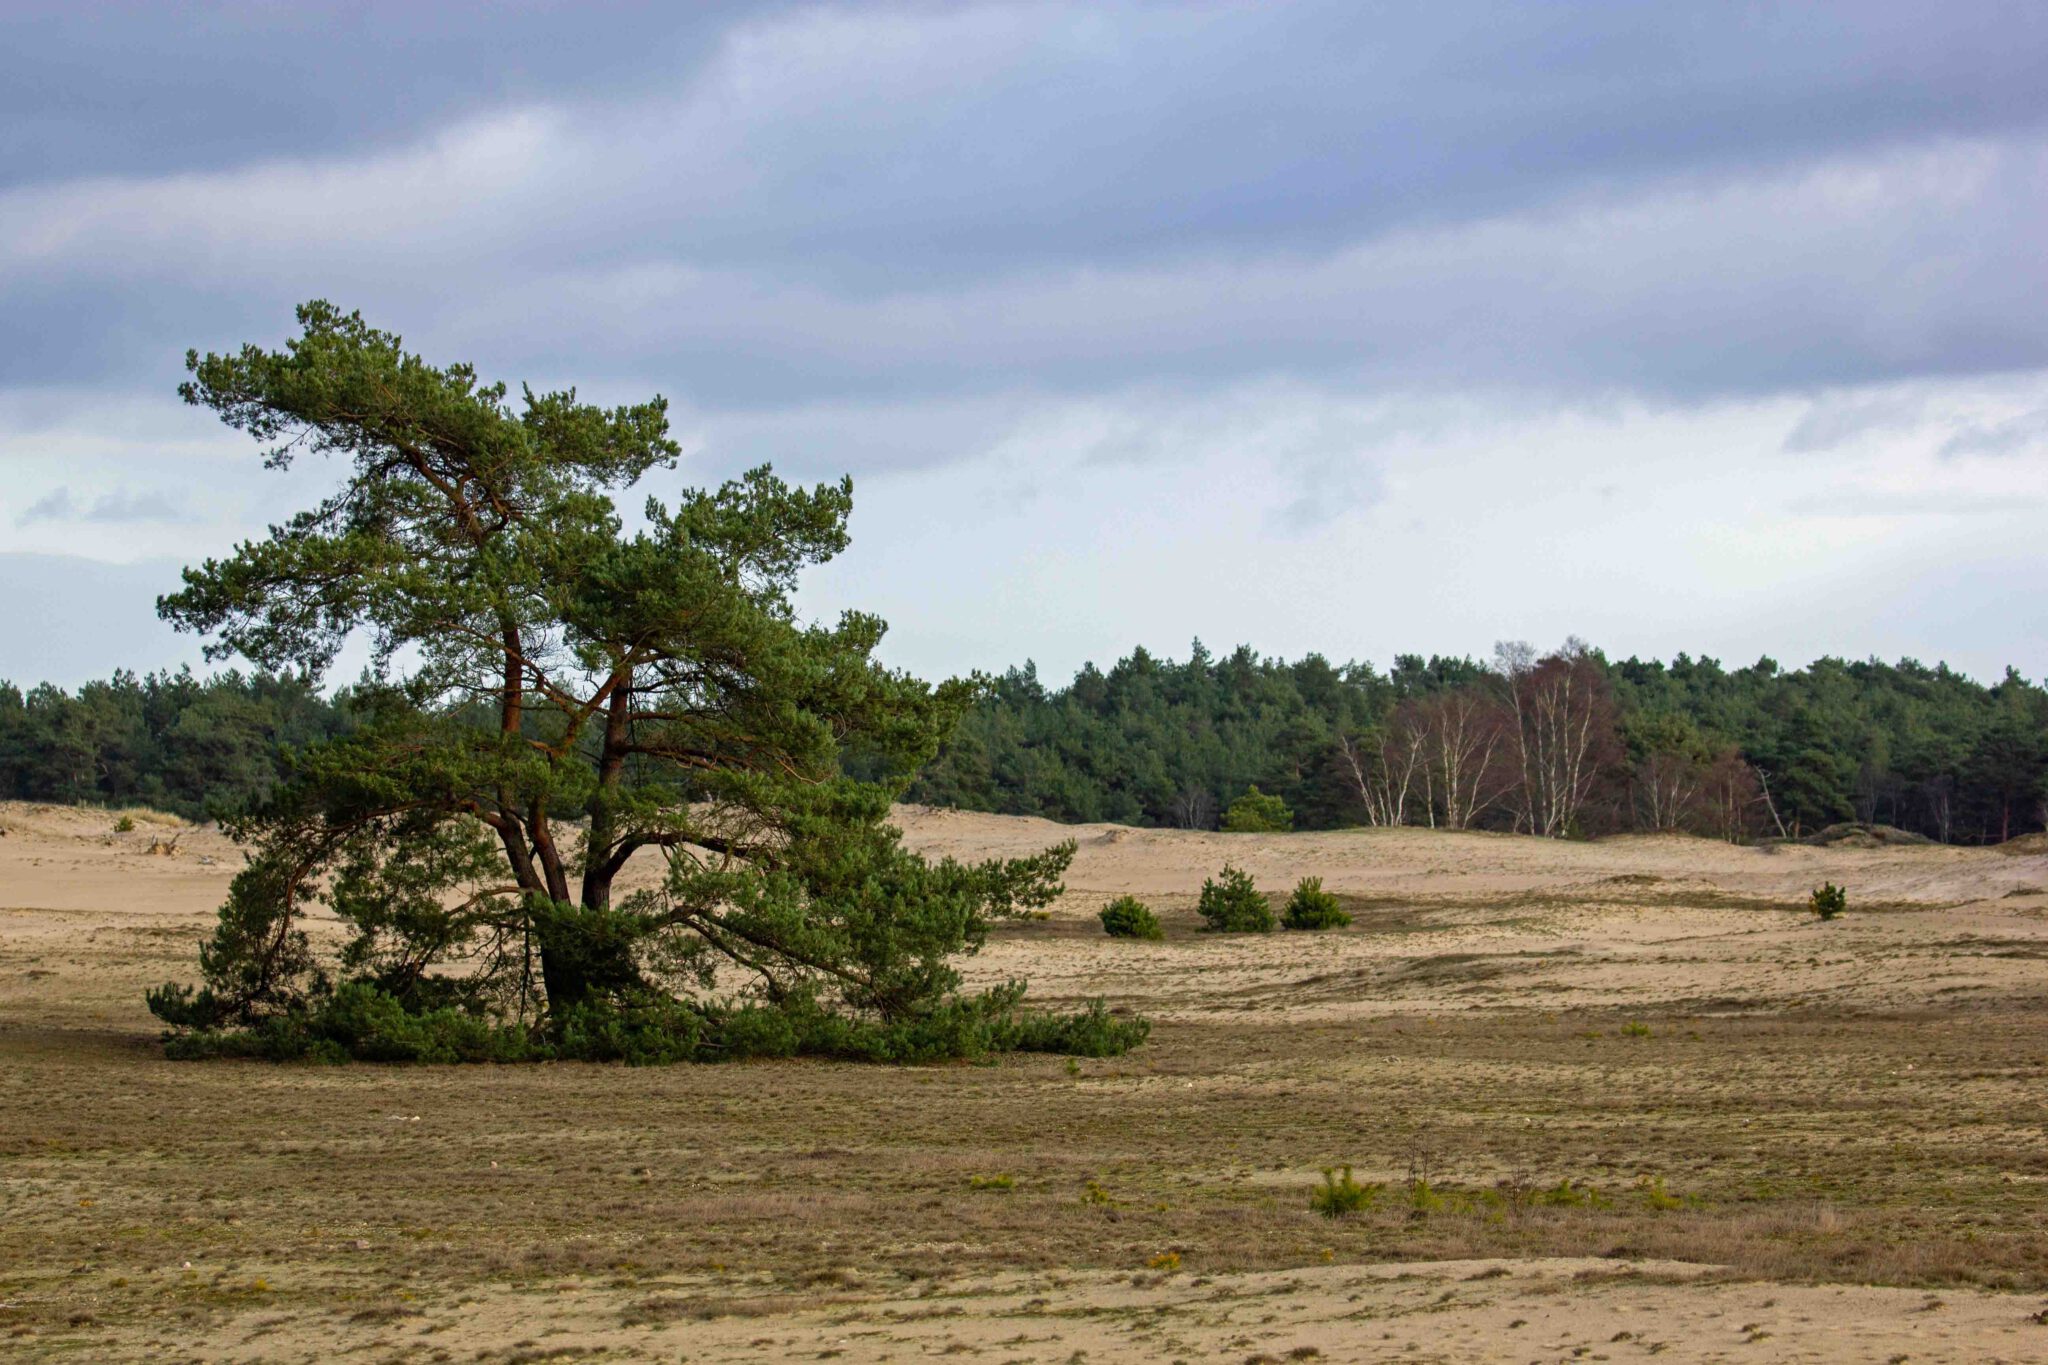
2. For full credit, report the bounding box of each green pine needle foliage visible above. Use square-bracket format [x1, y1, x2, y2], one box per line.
[1810, 882, 1848, 920]
[1221, 784, 1293, 832]
[142, 303, 1148, 1066]
[1098, 895, 1164, 940]
[1196, 864, 1273, 932]
[1281, 876, 1350, 930]
[156, 980, 1147, 1066]
[1310, 1166, 1381, 1218]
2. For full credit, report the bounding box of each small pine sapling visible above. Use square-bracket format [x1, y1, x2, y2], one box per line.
[1197, 864, 1273, 932]
[1310, 1166, 1380, 1218]
[1098, 895, 1164, 940]
[1281, 876, 1350, 930]
[1810, 882, 1847, 920]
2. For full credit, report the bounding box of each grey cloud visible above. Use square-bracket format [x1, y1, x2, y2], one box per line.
[0, 1, 773, 186]
[10, 3, 2046, 277]
[1783, 391, 1931, 453]
[670, 391, 1049, 484]
[1939, 408, 2048, 458]
[83, 489, 184, 522]
[4, 2, 2048, 408]
[17, 487, 74, 524]
[16, 485, 184, 525]
[485, 136, 2048, 407]
[7, 122, 2046, 412]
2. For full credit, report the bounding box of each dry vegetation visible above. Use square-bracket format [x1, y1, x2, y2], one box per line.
[4, 801, 2047, 1361]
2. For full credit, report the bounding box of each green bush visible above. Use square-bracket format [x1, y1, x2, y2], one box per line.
[1408, 1179, 1448, 1214]
[1196, 864, 1273, 933]
[158, 980, 1148, 1067]
[1098, 895, 1164, 940]
[1310, 1165, 1381, 1218]
[161, 982, 537, 1065]
[1810, 882, 1847, 920]
[1531, 1178, 1607, 1209]
[113, 814, 136, 834]
[1281, 876, 1350, 930]
[1221, 785, 1293, 833]
[1635, 1175, 1689, 1211]
[1004, 997, 1151, 1057]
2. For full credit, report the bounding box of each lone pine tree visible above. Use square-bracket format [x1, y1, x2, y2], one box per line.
[146, 302, 1144, 1063]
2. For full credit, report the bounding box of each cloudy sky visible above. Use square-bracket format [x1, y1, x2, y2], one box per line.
[4, 1, 2046, 689]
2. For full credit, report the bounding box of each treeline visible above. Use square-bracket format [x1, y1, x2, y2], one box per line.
[9, 642, 2047, 845]
[0, 669, 350, 818]
[908, 641, 2048, 845]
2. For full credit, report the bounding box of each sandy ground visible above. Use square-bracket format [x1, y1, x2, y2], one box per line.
[3, 800, 2047, 1362]
[901, 805, 2048, 1023]
[244, 1260, 2048, 1364]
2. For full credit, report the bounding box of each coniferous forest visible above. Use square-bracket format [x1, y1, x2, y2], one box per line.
[8, 641, 2044, 845]
[0, 670, 348, 819]
[904, 642, 2048, 845]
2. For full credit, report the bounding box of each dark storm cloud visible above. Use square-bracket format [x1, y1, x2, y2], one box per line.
[0, 1, 777, 186]
[14, 3, 2043, 261]
[2, 2, 2046, 446]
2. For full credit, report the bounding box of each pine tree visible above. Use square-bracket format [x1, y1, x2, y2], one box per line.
[145, 303, 1143, 1064]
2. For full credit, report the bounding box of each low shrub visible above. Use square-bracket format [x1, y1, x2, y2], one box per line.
[1635, 1175, 1689, 1211]
[1197, 864, 1273, 933]
[1311, 1165, 1380, 1218]
[158, 980, 1149, 1066]
[1810, 882, 1847, 920]
[1098, 895, 1164, 940]
[1003, 997, 1151, 1057]
[1530, 1178, 1607, 1209]
[1408, 1179, 1447, 1215]
[1281, 876, 1350, 930]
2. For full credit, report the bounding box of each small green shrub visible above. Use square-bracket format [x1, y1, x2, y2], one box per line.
[1098, 895, 1164, 940]
[1620, 1020, 1651, 1038]
[967, 1173, 1015, 1191]
[1810, 882, 1847, 920]
[1310, 1166, 1380, 1218]
[1281, 877, 1351, 930]
[1408, 1179, 1447, 1215]
[113, 815, 136, 834]
[1222, 785, 1293, 833]
[1531, 1178, 1607, 1209]
[1197, 864, 1273, 933]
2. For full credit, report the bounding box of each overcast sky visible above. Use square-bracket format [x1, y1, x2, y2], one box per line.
[4, 1, 2046, 689]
